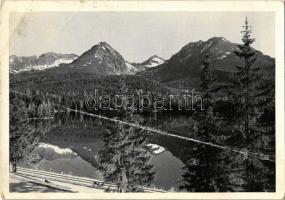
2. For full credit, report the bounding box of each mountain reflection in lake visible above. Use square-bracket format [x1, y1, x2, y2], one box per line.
[20, 112, 274, 191]
[21, 112, 187, 190]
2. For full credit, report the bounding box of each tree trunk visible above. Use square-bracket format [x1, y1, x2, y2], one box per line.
[12, 158, 17, 172]
[121, 168, 128, 192]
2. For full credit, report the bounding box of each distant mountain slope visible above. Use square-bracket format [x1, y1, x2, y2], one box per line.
[10, 71, 176, 100]
[68, 42, 138, 75]
[132, 55, 165, 70]
[10, 52, 78, 73]
[10, 38, 274, 91]
[139, 37, 275, 88]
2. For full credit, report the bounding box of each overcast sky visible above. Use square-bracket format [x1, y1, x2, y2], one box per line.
[10, 12, 275, 62]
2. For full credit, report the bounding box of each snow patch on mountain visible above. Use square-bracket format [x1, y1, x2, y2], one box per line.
[132, 55, 165, 71]
[15, 58, 75, 73]
[125, 61, 139, 74]
[10, 54, 77, 74]
[217, 51, 231, 60]
[145, 56, 165, 68]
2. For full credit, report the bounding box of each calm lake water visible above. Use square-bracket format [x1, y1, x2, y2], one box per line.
[21, 112, 188, 190]
[20, 112, 275, 192]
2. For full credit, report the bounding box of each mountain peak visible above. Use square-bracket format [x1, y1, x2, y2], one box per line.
[132, 55, 165, 70]
[98, 41, 108, 45]
[87, 41, 118, 56]
[69, 42, 137, 75]
[97, 41, 112, 49]
[141, 37, 274, 85]
[172, 36, 238, 64]
[147, 55, 165, 64]
[40, 52, 58, 56]
[149, 55, 164, 60]
[207, 37, 229, 42]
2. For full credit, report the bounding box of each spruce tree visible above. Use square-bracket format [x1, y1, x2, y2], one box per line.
[9, 93, 40, 172]
[192, 54, 219, 141]
[98, 78, 154, 192]
[124, 111, 155, 191]
[228, 17, 273, 147]
[227, 17, 274, 191]
[180, 55, 230, 191]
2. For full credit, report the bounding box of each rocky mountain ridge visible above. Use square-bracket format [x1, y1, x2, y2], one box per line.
[10, 52, 78, 74]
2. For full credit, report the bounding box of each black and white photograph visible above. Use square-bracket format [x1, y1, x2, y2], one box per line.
[1, 0, 284, 198]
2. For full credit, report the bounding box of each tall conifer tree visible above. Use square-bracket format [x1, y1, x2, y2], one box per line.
[228, 17, 273, 147]
[98, 78, 154, 192]
[227, 17, 275, 191]
[180, 55, 229, 191]
[10, 93, 40, 172]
